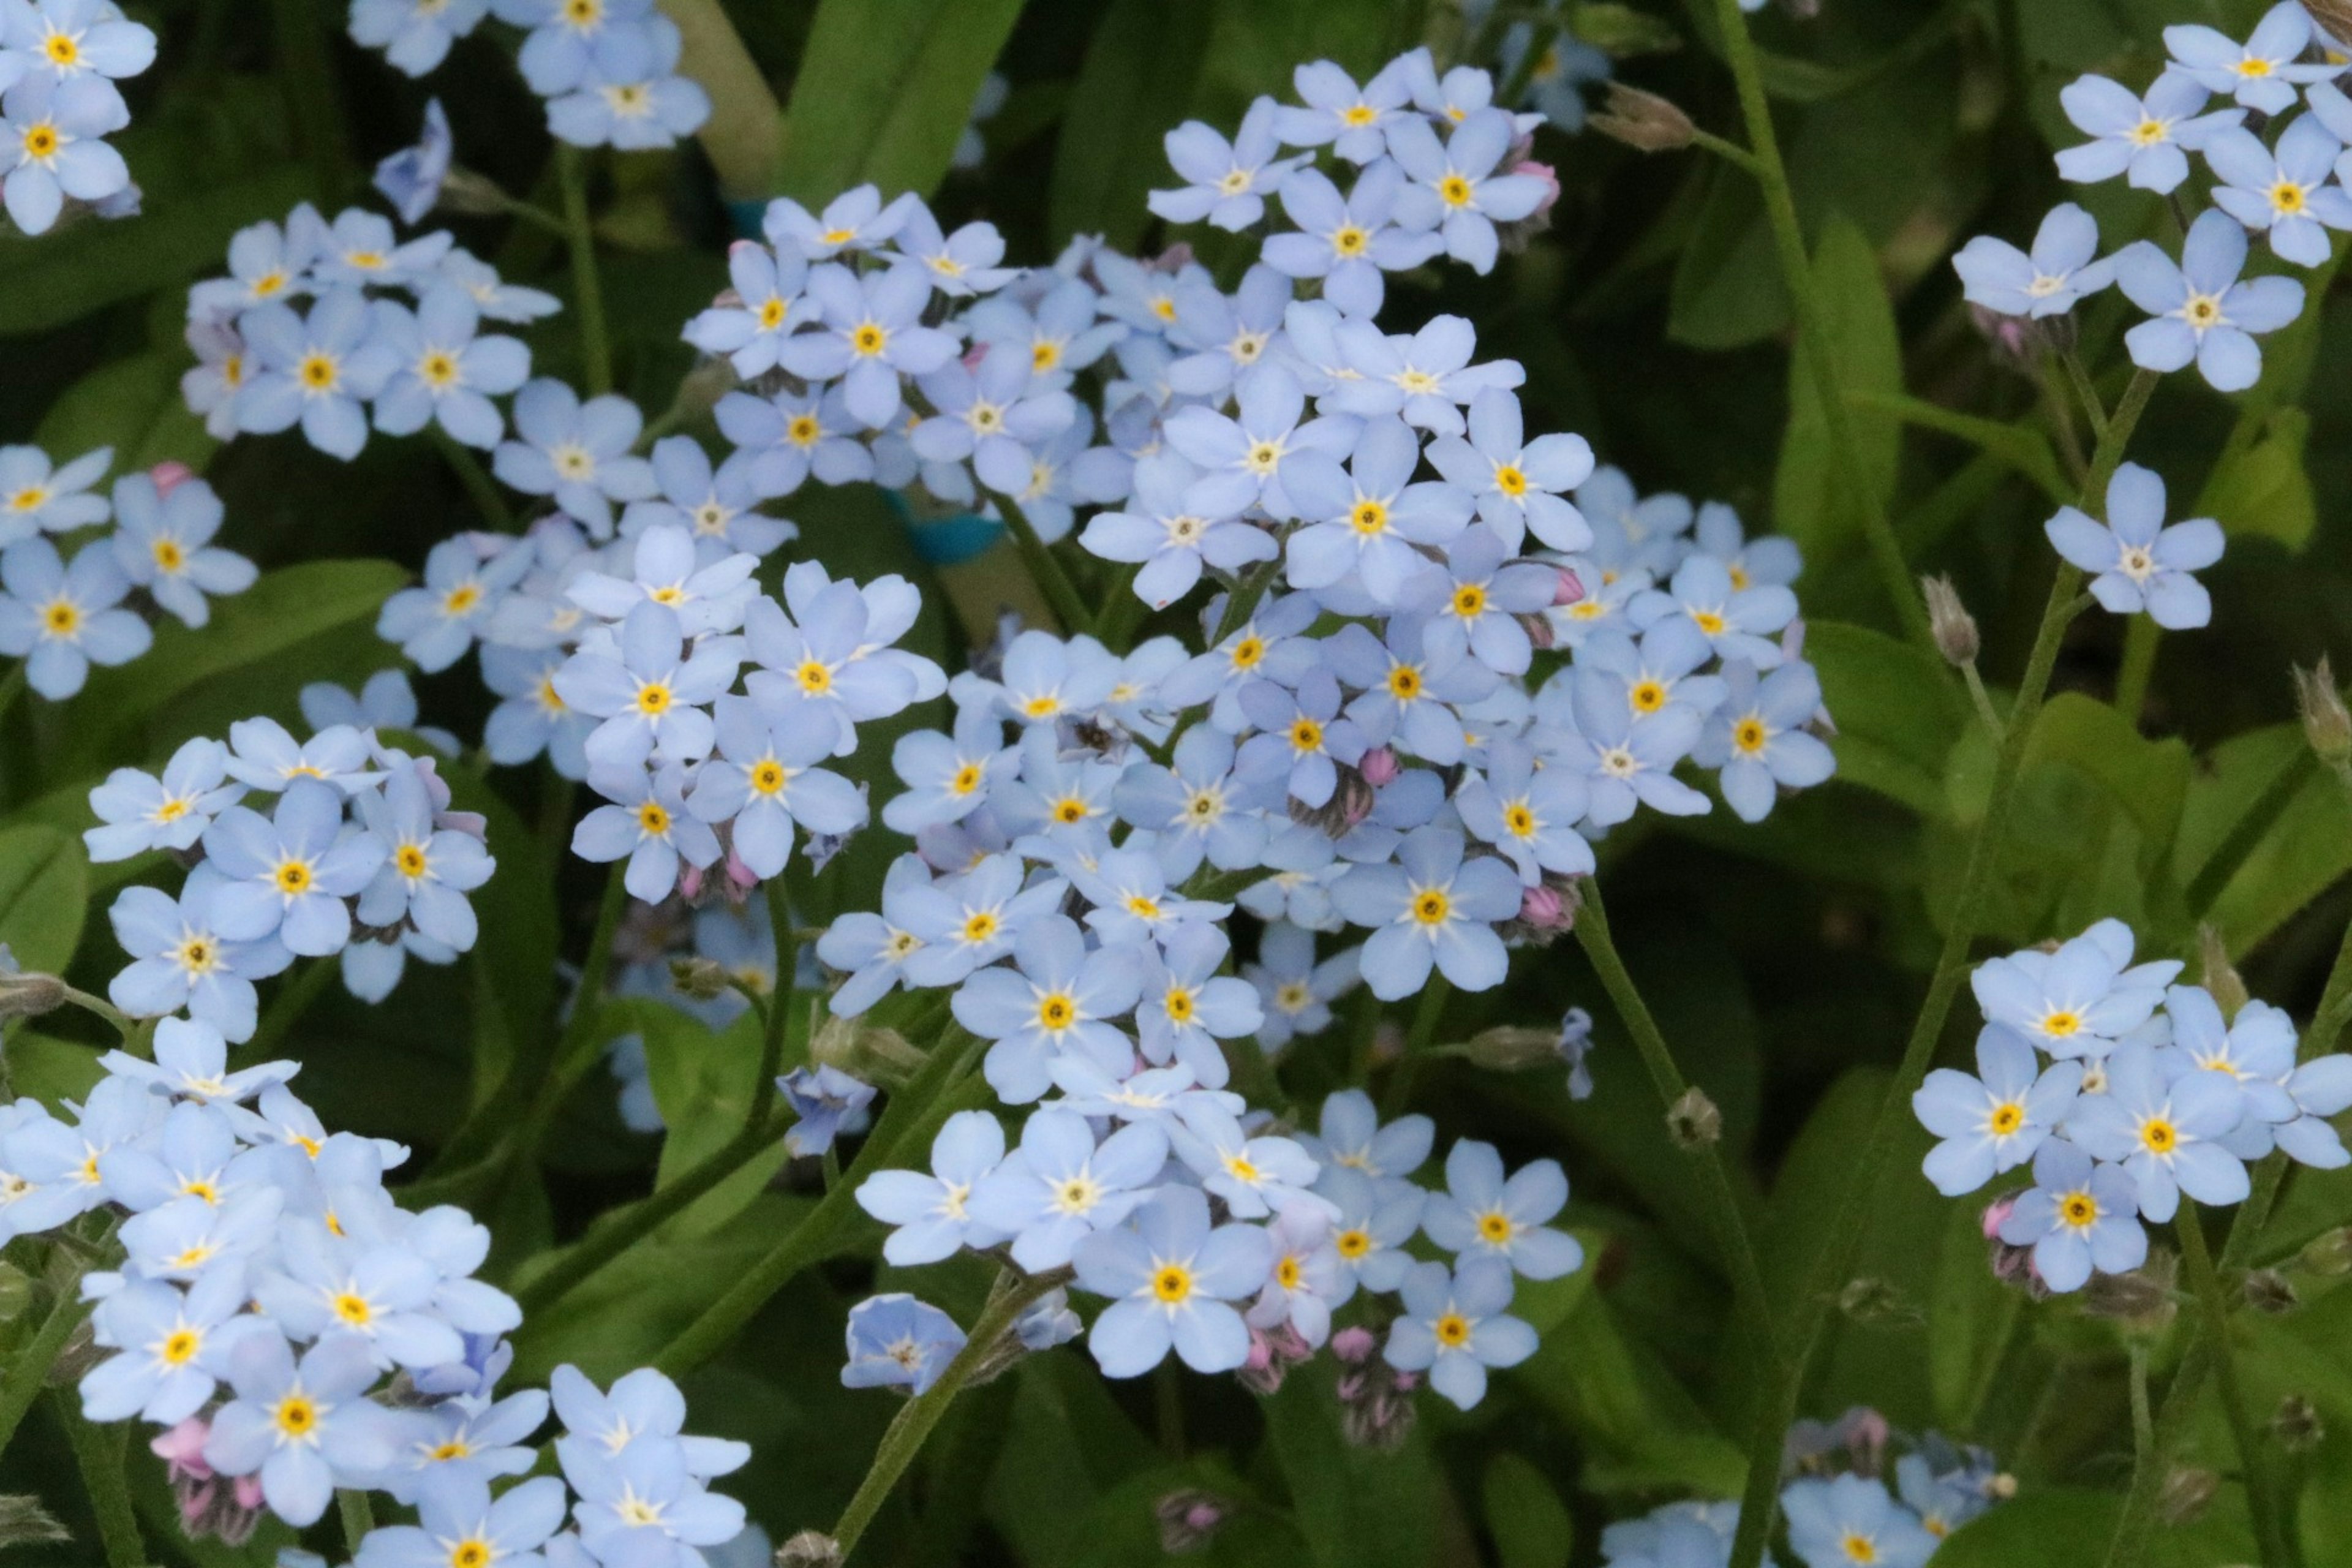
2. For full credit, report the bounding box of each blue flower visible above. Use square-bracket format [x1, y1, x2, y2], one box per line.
[688, 694, 865, 880]
[1074, 1185, 1273, 1376]
[714, 383, 873, 498]
[388, 1384, 551, 1499]
[883, 704, 1014, 835]
[778, 1064, 875, 1157]
[1168, 1101, 1325, 1221]
[1384, 1256, 1536, 1409]
[1149, 97, 1303, 232]
[203, 1328, 407, 1527]
[372, 284, 532, 448]
[1694, 659, 1836, 823]
[110, 470, 256, 629]
[1893, 1450, 1995, 1542]
[1081, 451, 1276, 613]
[914, 345, 1079, 502]
[0, 441, 109, 541]
[951, 911, 1143, 1102]
[1780, 1474, 1937, 1568]
[556, 600, 740, 769]
[564, 1440, 747, 1561]
[549, 1362, 748, 1477]
[1457, 737, 1594, 882]
[201, 778, 385, 956]
[980, 410, 1131, 543]
[369, 97, 454, 221]
[569, 522, 758, 638]
[2055, 72, 2241, 193]
[968, 276, 1126, 392]
[314, 206, 453, 288]
[2277, 1052, 2352, 1169]
[483, 644, 592, 778]
[684, 240, 811, 379]
[106, 881, 292, 1041]
[377, 535, 535, 673]
[1556, 667, 1711, 827]
[854, 1110, 1008, 1265]
[494, 379, 658, 535]
[353, 1472, 567, 1568]
[1327, 617, 1496, 764]
[1325, 314, 1520, 439]
[1163, 363, 1333, 522]
[0, 536, 151, 697]
[1066, 845, 1227, 948]
[573, 760, 718, 902]
[841, 1294, 967, 1395]
[353, 0, 488, 79]
[301, 669, 459, 756]
[355, 762, 494, 951]
[1912, 1025, 2081, 1197]
[544, 19, 710, 150]
[2067, 1042, 2249, 1220]
[0, 72, 131, 235]
[1301, 1091, 1431, 1183]
[80, 1266, 248, 1424]
[1995, 1137, 2148, 1292]
[1969, 918, 2177, 1058]
[1422, 1139, 1581, 1280]
[85, 736, 243, 861]
[187, 206, 325, 322]
[1332, 826, 1520, 998]
[777, 262, 962, 429]
[2206, 114, 2352, 267]
[1112, 725, 1273, 883]
[235, 287, 398, 459]
[760, 184, 917, 261]
[1263, 160, 1443, 318]
[1284, 418, 1473, 608]
[2165, 2, 2332, 113]
[3, 0, 156, 90]
[436, 246, 562, 323]
[1135, 924, 1262, 1088]
[1425, 389, 1593, 554]
[1273, 58, 1417, 161]
[2045, 461, 2223, 630]
[1597, 1502, 1739, 1568]
[622, 435, 795, 562]
[743, 573, 929, 753]
[1312, 1165, 1423, 1296]
[970, 1107, 1167, 1271]
[1953, 202, 2116, 318]
[888, 204, 1018, 297]
[1243, 922, 1359, 1049]
[2114, 210, 2305, 392]
[1384, 107, 1550, 273]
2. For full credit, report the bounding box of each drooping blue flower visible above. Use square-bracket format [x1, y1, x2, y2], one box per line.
[1996, 1137, 2149, 1292]
[203, 1327, 410, 1527]
[1953, 202, 2116, 318]
[773, 1064, 873, 1158]
[2114, 209, 2305, 392]
[2053, 71, 2241, 194]
[2206, 114, 2352, 267]
[235, 287, 399, 459]
[1384, 1256, 1536, 1409]
[1074, 1185, 1274, 1377]
[2165, 2, 2332, 113]
[493, 379, 659, 535]
[0, 535, 151, 698]
[369, 97, 455, 222]
[840, 1294, 967, 1395]
[0, 442, 109, 541]
[2045, 461, 2224, 630]
[572, 760, 718, 902]
[1912, 1025, 2082, 1197]
[970, 1107, 1167, 1272]
[1148, 97, 1303, 232]
[1779, 1474, 1938, 1568]
[372, 283, 532, 449]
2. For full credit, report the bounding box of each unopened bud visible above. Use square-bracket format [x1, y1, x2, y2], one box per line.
[2274, 1393, 2326, 1452]
[2297, 1226, 2352, 1276]
[775, 1529, 843, 1568]
[0, 1265, 29, 1325]
[2303, 0, 2352, 48]
[0, 1496, 69, 1550]
[432, 165, 514, 217]
[2293, 658, 2352, 768]
[1568, 2, 1683, 56]
[1590, 83, 1696, 152]
[2244, 1267, 2299, 1315]
[1330, 1325, 1377, 1365]
[669, 957, 730, 1002]
[1358, 746, 1401, 788]
[809, 1015, 924, 1088]
[1155, 1491, 1231, 1555]
[1921, 575, 1980, 666]
[2156, 1466, 2217, 1526]
[1667, 1085, 1721, 1149]
[1461, 1025, 1560, 1072]
[0, 969, 65, 1022]
[2196, 924, 2249, 1020]
[1552, 566, 1587, 606]
[1967, 302, 2073, 372]
[148, 460, 195, 497]
[2081, 1251, 2178, 1334]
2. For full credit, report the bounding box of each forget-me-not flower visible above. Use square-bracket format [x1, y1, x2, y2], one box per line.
[841, 1295, 967, 1395]
[1149, 97, 1303, 232]
[1995, 1137, 2149, 1292]
[2054, 72, 2241, 194]
[371, 284, 532, 449]
[1384, 107, 1550, 273]
[109, 470, 255, 629]
[854, 1110, 1009, 1265]
[85, 737, 244, 862]
[1952, 202, 2116, 318]
[0, 535, 151, 698]
[1074, 1185, 1274, 1377]
[2044, 461, 2223, 630]
[1384, 1256, 1536, 1410]
[0, 442, 109, 542]
[1912, 1025, 2082, 1197]
[494, 379, 659, 534]
[235, 287, 398, 459]
[1332, 824, 1520, 999]
[2114, 209, 2305, 392]
[203, 1328, 409, 1528]
[2165, 1, 2332, 113]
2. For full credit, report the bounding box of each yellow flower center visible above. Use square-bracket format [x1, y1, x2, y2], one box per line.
[300, 353, 339, 391]
[1244, 440, 1284, 476]
[1351, 499, 1389, 535]
[2184, 293, 2223, 328]
[274, 1393, 319, 1438]
[1289, 717, 1324, 753]
[787, 413, 822, 447]
[751, 760, 787, 794]
[21, 123, 58, 160]
[396, 843, 429, 877]
[2239, 56, 2273, 78]
[1336, 1228, 1371, 1258]
[151, 537, 186, 572]
[1434, 1312, 1471, 1346]
[635, 681, 673, 716]
[2130, 117, 2168, 146]
[2140, 1117, 2177, 1155]
[1276, 1256, 1302, 1289]
[450, 1541, 492, 1568]
[2271, 180, 2307, 215]
[40, 599, 78, 636]
[1989, 1101, 2024, 1136]
[1164, 987, 1195, 1022]
[333, 1291, 373, 1326]
[758, 297, 788, 330]
[1038, 993, 1076, 1030]
[178, 936, 217, 973]
[962, 911, 998, 944]
[1153, 1264, 1194, 1303]
[2060, 1191, 2099, 1229]
[273, 859, 314, 895]
[1332, 224, 1369, 257]
[1503, 802, 1537, 838]
[636, 801, 671, 835]
[1493, 463, 1527, 497]
[1388, 665, 1422, 700]
[1231, 635, 1265, 669]
[1690, 608, 1727, 636]
[1841, 1533, 1880, 1564]
[442, 582, 482, 616]
[43, 32, 77, 65]
[1342, 103, 1378, 126]
[851, 322, 889, 356]
[1733, 717, 1768, 754]
[7, 486, 45, 511]
[1477, 1211, 1513, 1243]
[1216, 168, 1253, 196]
[1630, 680, 1667, 715]
[1276, 981, 1311, 1012]
[1051, 796, 1089, 824]
[2041, 1011, 2080, 1039]
[1412, 889, 1450, 925]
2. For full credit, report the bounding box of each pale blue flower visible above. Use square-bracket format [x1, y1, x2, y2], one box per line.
[967, 276, 1125, 393]
[568, 522, 757, 638]
[106, 878, 292, 1041]
[2114, 210, 2304, 392]
[688, 694, 864, 880]
[1695, 659, 1837, 823]
[1243, 921, 1358, 1049]
[372, 284, 532, 448]
[80, 1267, 247, 1424]
[1325, 314, 1521, 437]
[1969, 918, 2177, 1058]
[1425, 389, 1593, 554]
[622, 435, 795, 561]
[0, 536, 150, 697]
[1454, 737, 1593, 883]
[110, 470, 255, 629]
[563, 1441, 746, 1562]
[187, 206, 327, 322]
[1384, 107, 1549, 273]
[355, 763, 494, 950]
[887, 205, 1018, 297]
[544, 19, 709, 151]
[1384, 1256, 1536, 1409]
[2206, 114, 2352, 266]
[254, 1224, 466, 1370]
[370, 98, 454, 221]
[951, 911, 1142, 1101]
[1894, 1451, 1994, 1542]
[743, 574, 929, 755]
[1333, 826, 1520, 998]
[1135, 924, 1262, 1088]
[388, 1384, 551, 1500]
[915, 345, 1079, 505]
[378, 533, 536, 673]
[2045, 461, 2223, 630]
[1302, 1090, 1432, 1182]
[572, 760, 717, 902]
[2055, 72, 2241, 193]
[841, 1295, 965, 1394]
[224, 718, 381, 796]
[1912, 1025, 2081, 1196]
[778, 1065, 874, 1157]
[1996, 1137, 2147, 1292]
[778, 262, 960, 429]
[1169, 1100, 1325, 1221]
[970, 1107, 1167, 1271]
[484, 644, 592, 778]
[1632, 553, 1796, 668]
[1066, 846, 1228, 948]
[1556, 667, 1711, 826]
[1148, 97, 1303, 232]
[1074, 1186, 1273, 1376]
[1275, 56, 1418, 161]
[1284, 416, 1472, 606]
[2068, 1042, 2248, 1220]
[437, 246, 561, 323]
[3, 0, 156, 89]
[714, 383, 873, 498]
[354, 1472, 566, 1568]
[1112, 725, 1274, 882]
[1080, 451, 1276, 613]
[683, 241, 810, 378]
[0, 442, 108, 541]
[301, 669, 459, 756]
[548, 1362, 748, 1477]
[494, 380, 658, 535]
[0, 72, 130, 235]
[2165, 2, 2332, 113]
[85, 736, 243, 861]
[1781, 1474, 1937, 1568]
[1597, 1502, 1740, 1568]
[1422, 1139, 1581, 1280]
[313, 206, 453, 287]
[1163, 362, 1338, 521]
[203, 1328, 409, 1527]
[854, 1110, 1008, 1264]
[236, 287, 398, 459]
[555, 600, 739, 769]
[1952, 202, 2116, 318]
[759, 184, 916, 262]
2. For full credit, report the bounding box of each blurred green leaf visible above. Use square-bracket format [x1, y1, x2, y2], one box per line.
[1928, 1196, 2017, 1434]
[1049, 0, 1219, 249]
[7, 1030, 103, 1107]
[36, 355, 218, 475]
[635, 1000, 792, 1234]
[1513, 1286, 1744, 1496]
[1482, 1452, 1573, 1568]
[1773, 217, 1901, 562]
[2179, 723, 2352, 957]
[2201, 408, 2316, 552]
[1667, 165, 1789, 350]
[426, 755, 560, 1116]
[0, 824, 86, 974]
[2021, 693, 2192, 873]
[1932, 1490, 2122, 1564]
[1807, 620, 1967, 819]
[1262, 1360, 1441, 1568]
[774, 0, 1027, 205]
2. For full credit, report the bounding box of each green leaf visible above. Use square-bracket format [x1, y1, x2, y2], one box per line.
[2021, 693, 2192, 871]
[629, 999, 790, 1235]
[36, 354, 219, 475]
[422, 751, 559, 1115]
[1928, 1197, 2019, 1433]
[0, 168, 315, 337]
[1512, 1287, 1745, 1497]
[1773, 216, 1902, 560]
[2199, 407, 2316, 551]
[1846, 390, 2069, 505]
[0, 824, 87, 974]
[1806, 620, 1968, 818]
[1482, 1453, 1573, 1568]
[1932, 1490, 2122, 1566]
[1047, 0, 1219, 249]
[7, 1030, 104, 1107]
[58, 558, 407, 775]
[774, 0, 1027, 205]
[1262, 1360, 1442, 1568]
[2177, 724, 2352, 954]
[1666, 164, 1790, 350]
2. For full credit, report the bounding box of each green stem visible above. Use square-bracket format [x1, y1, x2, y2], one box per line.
[55, 985, 138, 1046]
[1689, 126, 1765, 175]
[1379, 976, 1452, 1117]
[990, 491, 1091, 633]
[2059, 350, 2111, 440]
[2176, 1205, 2293, 1567]
[1094, 567, 1148, 652]
[830, 1267, 1074, 1562]
[2039, 358, 2089, 486]
[268, 0, 349, 200]
[57, 1393, 144, 1568]
[1724, 370, 2161, 1568]
[2127, 1343, 2154, 1468]
[1709, 0, 1933, 657]
[558, 146, 612, 396]
[748, 874, 801, 1129]
[1961, 661, 2005, 744]
[1574, 885, 1782, 1371]
[338, 1487, 377, 1555]
[244, 957, 333, 1061]
[2102, 1338, 2218, 1568]
[433, 429, 518, 532]
[2114, 617, 2161, 727]
[0, 1283, 91, 1457]
[2186, 750, 2320, 920]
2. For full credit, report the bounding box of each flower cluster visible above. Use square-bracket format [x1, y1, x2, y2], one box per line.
[1956, 1, 2339, 395]
[1912, 918, 2352, 1294]
[1600, 1417, 2012, 1567]
[0, 1019, 748, 1564]
[347, 0, 710, 149]
[83, 699, 494, 1017]
[0, 0, 154, 234]
[182, 201, 549, 460]
[0, 454, 257, 699]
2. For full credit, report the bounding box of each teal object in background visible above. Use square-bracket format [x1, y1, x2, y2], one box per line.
[884, 489, 1006, 567]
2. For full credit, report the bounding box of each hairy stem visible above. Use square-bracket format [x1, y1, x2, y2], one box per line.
[2114, 617, 2161, 727]
[1379, 976, 1452, 1116]
[990, 491, 1091, 633]
[0, 1281, 91, 1457]
[558, 145, 613, 396]
[57, 1393, 145, 1568]
[2175, 1205, 2293, 1567]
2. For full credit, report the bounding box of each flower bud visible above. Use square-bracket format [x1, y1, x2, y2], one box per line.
[1235, 1322, 1314, 1394]
[2297, 1226, 2352, 1276]
[434, 165, 516, 217]
[2244, 1267, 2299, 1315]
[669, 956, 730, 1001]
[1358, 745, 1401, 788]
[2081, 1251, 2177, 1335]
[2155, 1466, 2217, 1526]
[1461, 1025, 1561, 1072]
[810, 1015, 924, 1090]
[2274, 1393, 2326, 1453]
[1920, 576, 1980, 667]
[1336, 1359, 1419, 1449]
[1666, 1085, 1721, 1149]
[2293, 657, 2352, 770]
[0, 1496, 68, 1550]
[2196, 924, 2249, 1020]
[148, 460, 195, 497]
[776, 1529, 844, 1568]
[1330, 1325, 1377, 1365]
[676, 862, 705, 902]
[1590, 83, 1697, 152]
[1552, 566, 1588, 606]
[1155, 1492, 1231, 1555]
[0, 967, 64, 1023]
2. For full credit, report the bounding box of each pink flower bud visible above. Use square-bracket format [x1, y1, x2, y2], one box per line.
[1330, 1325, 1377, 1364]
[1552, 567, 1587, 606]
[1358, 746, 1401, 788]
[1512, 160, 1561, 224]
[677, 862, 705, 901]
[233, 1476, 264, 1510]
[1520, 884, 1568, 930]
[1980, 1195, 2016, 1241]
[148, 461, 195, 497]
[151, 1417, 213, 1480]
